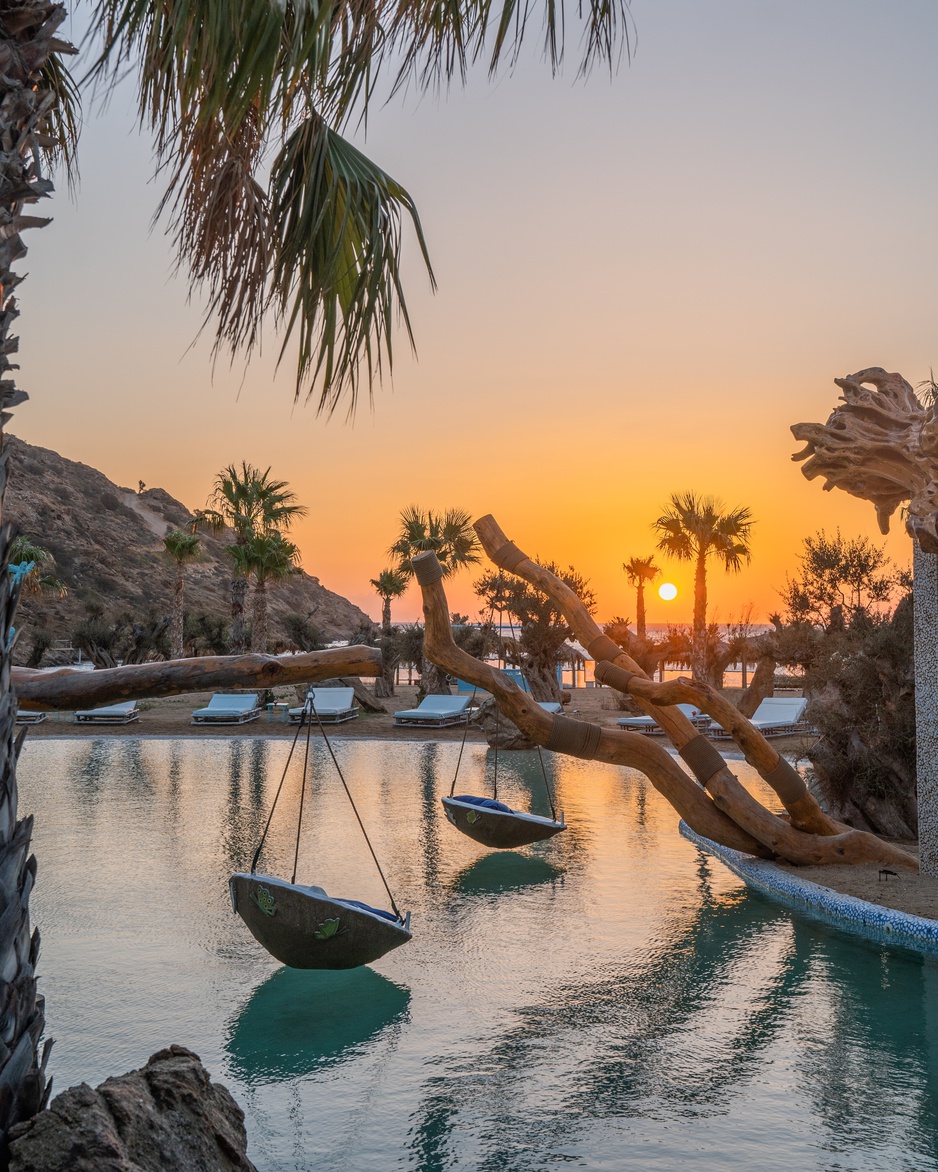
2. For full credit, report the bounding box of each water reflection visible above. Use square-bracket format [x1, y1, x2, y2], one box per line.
[451, 852, 564, 897]
[226, 966, 410, 1084]
[18, 738, 938, 1171]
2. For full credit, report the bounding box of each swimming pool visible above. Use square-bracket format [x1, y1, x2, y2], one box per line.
[19, 737, 938, 1170]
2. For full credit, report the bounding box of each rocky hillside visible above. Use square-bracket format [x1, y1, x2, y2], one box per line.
[4, 435, 370, 660]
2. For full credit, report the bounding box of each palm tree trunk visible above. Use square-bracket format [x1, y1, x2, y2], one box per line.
[251, 580, 268, 654]
[381, 596, 392, 635]
[171, 564, 185, 659]
[636, 582, 646, 640]
[0, 0, 74, 1152]
[692, 549, 708, 681]
[230, 577, 249, 653]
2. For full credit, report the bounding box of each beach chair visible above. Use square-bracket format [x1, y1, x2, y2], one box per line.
[616, 703, 710, 735]
[393, 695, 475, 727]
[191, 694, 261, 725]
[288, 687, 359, 724]
[711, 696, 810, 739]
[15, 710, 46, 725]
[74, 701, 139, 725]
[538, 701, 563, 715]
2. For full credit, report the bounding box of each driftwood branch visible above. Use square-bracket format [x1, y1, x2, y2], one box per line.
[428, 520, 917, 871]
[791, 367, 938, 551]
[412, 551, 769, 857]
[12, 646, 382, 710]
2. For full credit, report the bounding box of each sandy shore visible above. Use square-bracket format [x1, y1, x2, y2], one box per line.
[20, 684, 812, 747]
[23, 683, 932, 921]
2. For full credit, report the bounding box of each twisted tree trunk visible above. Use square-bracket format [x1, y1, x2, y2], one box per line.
[0, 0, 76, 1155]
[417, 517, 917, 871]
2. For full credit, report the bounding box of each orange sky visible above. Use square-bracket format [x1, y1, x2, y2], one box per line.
[12, 2, 933, 625]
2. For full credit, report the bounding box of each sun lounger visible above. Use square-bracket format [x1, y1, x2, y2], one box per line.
[15, 710, 46, 725]
[616, 703, 709, 735]
[74, 701, 139, 725]
[710, 696, 810, 739]
[538, 701, 563, 715]
[191, 694, 261, 725]
[288, 687, 359, 724]
[394, 695, 475, 727]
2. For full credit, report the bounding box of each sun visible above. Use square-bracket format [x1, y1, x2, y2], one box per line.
[658, 583, 678, 601]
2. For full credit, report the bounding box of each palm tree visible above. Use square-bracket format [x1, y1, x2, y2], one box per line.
[9, 537, 67, 601]
[162, 529, 201, 659]
[622, 555, 660, 641]
[370, 568, 409, 696]
[193, 463, 306, 653]
[87, 0, 631, 417]
[653, 492, 754, 683]
[231, 532, 301, 654]
[371, 568, 409, 636]
[389, 507, 481, 694]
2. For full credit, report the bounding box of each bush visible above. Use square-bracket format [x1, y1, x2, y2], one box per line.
[801, 597, 916, 838]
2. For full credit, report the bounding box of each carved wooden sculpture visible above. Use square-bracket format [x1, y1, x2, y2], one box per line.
[792, 367, 938, 874]
[414, 518, 916, 870]
[791, 367, 938, 550]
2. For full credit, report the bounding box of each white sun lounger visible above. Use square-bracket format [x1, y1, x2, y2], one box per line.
[394, 695, 475, 727]
[191, 694, 261, 725]
[616, 703, 709, 735]
[16, 710, 47, 725]
[288, 687, 359, 724]
[74, 701, 139, 725]
[711, 696, 810, 739]
[538, 701, 563, 715]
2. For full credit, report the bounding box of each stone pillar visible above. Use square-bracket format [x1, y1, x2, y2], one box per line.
[914, 540, 938, 875]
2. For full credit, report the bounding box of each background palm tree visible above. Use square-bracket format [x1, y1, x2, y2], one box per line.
[653, 492, 754, 683]
[370, 568, 409, 696]
[9, 537, 67, 601]
[389, 507, 481, 694]
[162, 529, 201, 659]
[371, 568, 409, 635]
[622, 555, 660, 641]
[193, 463, 306, 653]
[232, 532, 301, 654]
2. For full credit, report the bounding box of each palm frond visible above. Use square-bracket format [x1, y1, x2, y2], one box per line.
[37, 52, 82, 189]
[270, 113, 434, 416]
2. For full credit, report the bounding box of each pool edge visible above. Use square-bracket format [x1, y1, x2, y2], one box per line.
[679, 820, 938, 955]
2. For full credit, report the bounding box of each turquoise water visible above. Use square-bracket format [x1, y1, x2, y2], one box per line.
[18, 736, 938, 1170]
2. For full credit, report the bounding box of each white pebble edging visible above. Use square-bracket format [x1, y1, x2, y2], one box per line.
[679, 820, 938, 956]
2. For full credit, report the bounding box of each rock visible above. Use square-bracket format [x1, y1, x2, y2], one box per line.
[8, 1045, 256, 1172]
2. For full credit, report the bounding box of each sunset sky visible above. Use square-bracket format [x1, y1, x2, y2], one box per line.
[12, 1, 937, 624]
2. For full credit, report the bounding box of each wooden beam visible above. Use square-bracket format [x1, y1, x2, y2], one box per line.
[13, 646, 382, 710]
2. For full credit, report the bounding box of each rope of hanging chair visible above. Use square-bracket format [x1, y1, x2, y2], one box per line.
[449, 598, 497, 798]
[250, 710, 308, 874]
[290, 709, 315, 884]
[503, 608, 558, 821]
[307, 698, 404, 922]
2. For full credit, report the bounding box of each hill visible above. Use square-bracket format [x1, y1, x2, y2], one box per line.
[3, 436, 370, 662]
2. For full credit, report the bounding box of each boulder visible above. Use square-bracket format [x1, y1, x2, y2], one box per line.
[8, 1045, 256, 1172]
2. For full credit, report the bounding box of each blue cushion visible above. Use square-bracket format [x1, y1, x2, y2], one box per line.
[453, 794, 514, 813]
[339, 899, 398, 923]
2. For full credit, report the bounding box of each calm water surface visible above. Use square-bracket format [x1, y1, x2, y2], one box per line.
[18, 737, 938, 1170]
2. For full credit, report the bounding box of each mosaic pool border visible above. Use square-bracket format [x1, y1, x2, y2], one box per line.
[679, 820, 938, 955]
